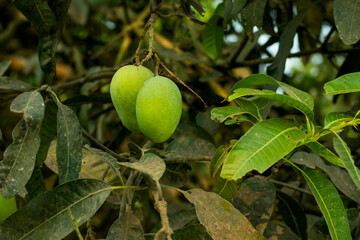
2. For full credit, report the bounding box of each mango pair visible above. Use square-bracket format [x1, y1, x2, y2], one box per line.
[110, 65, 182, 143]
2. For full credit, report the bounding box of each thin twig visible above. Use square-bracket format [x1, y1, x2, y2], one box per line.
[155, 53, 207, 108]
[52, 71, 115, 92]
[163, 156, 212, 163]
[82, 129, 128, 162]
[233, 47, 360, 67]
[269, 179, 313, 196]
[228, 34, 249, 65]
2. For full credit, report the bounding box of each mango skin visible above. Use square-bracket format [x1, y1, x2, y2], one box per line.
[0, 194, 17, 222]
[110, 65, 154, 132]
[136, 76, 182, 143]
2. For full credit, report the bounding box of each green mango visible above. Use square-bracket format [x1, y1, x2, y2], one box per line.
[136, 76, 182, 143]
[0, 194, 17, 222]
[110, 65, 154, 132]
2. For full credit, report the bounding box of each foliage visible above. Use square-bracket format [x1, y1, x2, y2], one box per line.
[0, 0, 359, 239]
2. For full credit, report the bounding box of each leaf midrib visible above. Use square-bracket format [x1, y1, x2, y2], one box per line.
[232, 126, 299, 178]
[19, 186, 111, 239]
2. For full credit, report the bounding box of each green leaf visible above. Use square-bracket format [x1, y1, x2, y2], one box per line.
[287, 164, 352, 240]
[56, 102, 82, 183]
[231, 176, 275, 234]
[221, 118, 306, 180]
[210, 145, 228, 176]
[277, 191, 307, 240]
[324, 112, 355, 129]
[333, 134, 360, 190]
[202, 4, 224, 60]
[0, 61, 11, 76]
[333, 0, 360, 45]
[241, 0, 268, 36]
[107, 210, 145, 240]
[180, 188, 265, 240]
[229, 88, 314, 120]
[212, 176, 239, 200]
[10, 91, 45, 129]
[25, 165, 46, 199]
[0, 179, 112, 240]
[306, 141, 345, 168]
[36, 100, 57, 166]
[0, 77, 34, 91]
[224, 115, 254, 125]
[324, 72, 360, 95]
[226, 74, 314, 110]
[0, 120, 40, 198]
[290, 152, 360, 205]
[211, 103, 261, 123]
[118, 153, 165, 182]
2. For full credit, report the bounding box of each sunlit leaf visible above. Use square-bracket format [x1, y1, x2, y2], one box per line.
[287, 163, 352, 240]
[0, 120, 40, 199]
[221, 118, 306, 180]
[226, 74, 314, 110]
[180, 188, 265, 239]
[323, 112, 355, 129]
[0, 179, 112, 240]
[306, 141, 345, 168]
[118, 153, 165, 182]
[211, 105, 260, 123]
[333, 0, 360, 45]
[56, 102, 82, 183]
[10, 91, 44, 129]
[333, 133, 360, 190]
[107, 209, 145, 240]
[229, 88, 314, 120]
[324, 72, 360, 95]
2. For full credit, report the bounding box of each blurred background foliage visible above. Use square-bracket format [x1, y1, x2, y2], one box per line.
[0, 0, 359, 239]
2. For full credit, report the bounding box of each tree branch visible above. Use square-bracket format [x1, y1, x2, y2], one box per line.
[82, 129, 128, 162]
[233, 47, 360, 67]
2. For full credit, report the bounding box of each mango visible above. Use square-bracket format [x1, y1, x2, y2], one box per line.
[0, 194, 17, 222]
[110, 65, 154, 132]
[136, 76, 182, 143]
